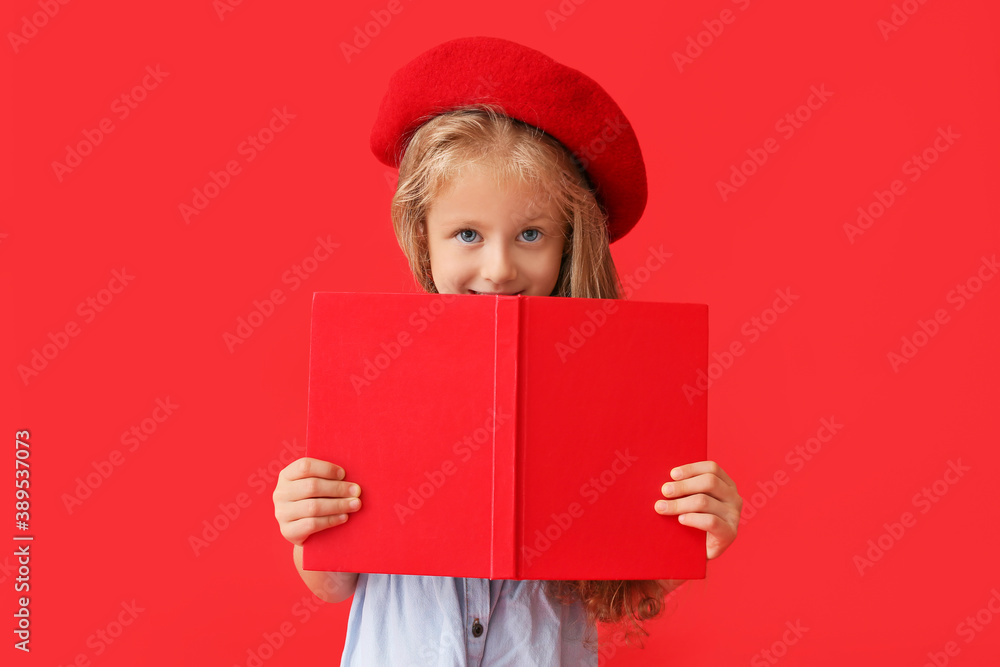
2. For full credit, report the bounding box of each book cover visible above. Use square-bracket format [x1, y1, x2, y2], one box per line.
[303, 291, 708, 580]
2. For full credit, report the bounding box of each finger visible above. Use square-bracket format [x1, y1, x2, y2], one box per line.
[291, 477, 361, 501]
[654, 493, 727, 519]
[661, 472, 734, 502]
[279, 496, 362, 523]
[273, 475, 361, 504]
[281, 457, 346, 483]
[671, 512, 736, 559]
[282, 514, 351, 545]
[669, 460, 736, 488]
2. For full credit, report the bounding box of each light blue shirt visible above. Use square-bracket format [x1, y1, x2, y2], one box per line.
[340, 574, 598, 666]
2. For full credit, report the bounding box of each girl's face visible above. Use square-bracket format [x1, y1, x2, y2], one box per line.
[424, 164, 566, 296]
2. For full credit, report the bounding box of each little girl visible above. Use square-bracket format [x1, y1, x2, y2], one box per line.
[272, 37, 743, 665]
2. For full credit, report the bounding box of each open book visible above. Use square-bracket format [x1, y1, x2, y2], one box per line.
[303, 292, 708, 580]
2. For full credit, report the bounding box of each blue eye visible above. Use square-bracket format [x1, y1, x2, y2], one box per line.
[458, 229, 479, 243]
[521, 229, 540, 242]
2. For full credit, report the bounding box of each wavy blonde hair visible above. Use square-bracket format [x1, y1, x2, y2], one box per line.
[388, 104, 666, 651]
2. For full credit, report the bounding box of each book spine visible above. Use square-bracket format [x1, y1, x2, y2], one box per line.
[491, 296, 520, 579]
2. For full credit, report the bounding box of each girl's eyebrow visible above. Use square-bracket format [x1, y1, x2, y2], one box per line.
[441, 216, 562, 231]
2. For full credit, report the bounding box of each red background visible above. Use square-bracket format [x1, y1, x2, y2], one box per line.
[3, 0, 998, 665]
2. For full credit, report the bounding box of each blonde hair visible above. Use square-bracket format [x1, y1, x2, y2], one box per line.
[387, 103, 665, 652]
[391, 103, 622, 299]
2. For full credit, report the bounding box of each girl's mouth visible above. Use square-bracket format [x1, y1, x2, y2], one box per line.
[468, 289, 524, 296]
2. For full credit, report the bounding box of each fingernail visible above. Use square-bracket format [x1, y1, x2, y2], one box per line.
[349, 484, 360, 496]
[349, 498, 360, 510]
[671, 468, 683, 480]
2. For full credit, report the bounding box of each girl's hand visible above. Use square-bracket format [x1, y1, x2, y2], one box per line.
[272, 457, 363, 546]
[654, 461, 742, 560]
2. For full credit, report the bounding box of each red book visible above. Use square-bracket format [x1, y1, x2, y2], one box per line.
[303, 292, 708, 580]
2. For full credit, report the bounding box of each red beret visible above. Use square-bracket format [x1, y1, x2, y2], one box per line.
[370, 36, 647, 243]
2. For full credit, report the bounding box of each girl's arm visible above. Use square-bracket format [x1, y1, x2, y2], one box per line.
[292, 544, 359, 603]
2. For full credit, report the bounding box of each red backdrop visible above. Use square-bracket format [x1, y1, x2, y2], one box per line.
[4, 1, 998, 665]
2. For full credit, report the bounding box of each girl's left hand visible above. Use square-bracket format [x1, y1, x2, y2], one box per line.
[654, 461, 743, 560]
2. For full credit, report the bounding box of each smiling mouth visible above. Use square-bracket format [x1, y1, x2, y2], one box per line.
[468, 290, 524, 296]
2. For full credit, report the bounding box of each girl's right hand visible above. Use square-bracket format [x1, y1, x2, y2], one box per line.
[272, 457, 362, 546]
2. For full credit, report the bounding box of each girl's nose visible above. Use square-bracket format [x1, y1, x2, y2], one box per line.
[481, 244, 517, 285]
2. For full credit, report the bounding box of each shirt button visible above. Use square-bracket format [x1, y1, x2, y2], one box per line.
[472, 618, 484, 638]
